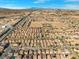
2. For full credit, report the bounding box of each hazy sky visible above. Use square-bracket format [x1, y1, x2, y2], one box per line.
[0, 0, 79, 9]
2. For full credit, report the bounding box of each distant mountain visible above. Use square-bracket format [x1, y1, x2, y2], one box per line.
[0, 8, 11, 11]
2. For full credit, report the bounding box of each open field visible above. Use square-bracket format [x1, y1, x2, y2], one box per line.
[0, 9, 79, 59]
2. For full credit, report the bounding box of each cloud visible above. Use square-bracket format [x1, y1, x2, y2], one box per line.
[0, 4, 28, 9]
[33, 0, 49, 3]
[62, 4, 79, 10]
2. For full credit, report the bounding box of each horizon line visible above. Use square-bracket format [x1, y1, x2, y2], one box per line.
[0, 7, 79, 10]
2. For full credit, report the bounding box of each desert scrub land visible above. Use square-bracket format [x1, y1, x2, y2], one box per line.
[0, 9, 79, 59]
